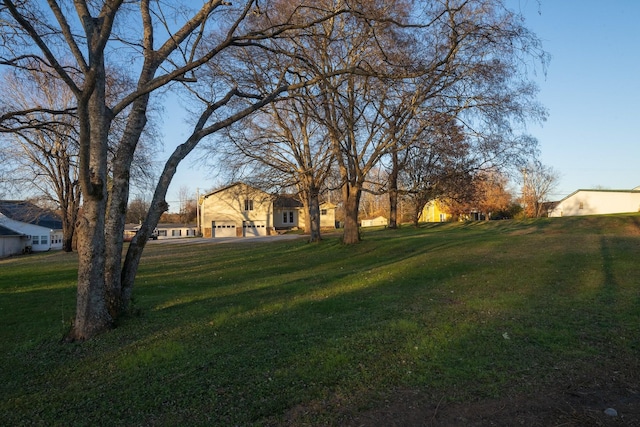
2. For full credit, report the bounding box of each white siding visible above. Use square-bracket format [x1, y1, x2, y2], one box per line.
[549, 190, 640, 217]
[0, 216, 56, 252]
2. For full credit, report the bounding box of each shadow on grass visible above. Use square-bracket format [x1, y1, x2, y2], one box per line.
[2, 217, 640, 426]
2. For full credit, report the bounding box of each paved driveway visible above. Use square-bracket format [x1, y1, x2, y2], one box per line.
[148, 234, 306, 245]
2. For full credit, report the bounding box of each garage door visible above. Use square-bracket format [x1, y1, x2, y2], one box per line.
[212, 221, 236, 238]
[243, 221, 267, 237]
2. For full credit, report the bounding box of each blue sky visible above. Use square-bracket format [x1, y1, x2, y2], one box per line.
[510, 0, 640, 198]
[164, 0, 640, 207]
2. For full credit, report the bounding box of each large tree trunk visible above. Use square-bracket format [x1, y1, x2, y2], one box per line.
[70, 197, 112, 341]
[308, 186, 322, 243]
[104, 96, 150, 317]
[66, 61, 113, 341]
[342, 183, 361, 244]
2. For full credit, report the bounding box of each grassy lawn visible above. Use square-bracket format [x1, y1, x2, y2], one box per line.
[1, 215, 639, 426]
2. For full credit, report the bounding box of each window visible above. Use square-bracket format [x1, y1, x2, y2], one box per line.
[172, 229, 182, 237]
[283, 211, 294, 224]
[32, 236, 39, 245]
[244, 199, 254, 211]
[321, 209, 327, 215]
[579, 202, 584, 209]
[41, 235, 48, 245]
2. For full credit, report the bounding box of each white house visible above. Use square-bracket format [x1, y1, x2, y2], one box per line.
[361, 216, 388, 227]
[124, 223, 198, 241]
[0, 200, 64, 252]
[548, 186, 640, 217]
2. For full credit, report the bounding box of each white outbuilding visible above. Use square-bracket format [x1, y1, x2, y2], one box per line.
[548, 186, 640, 217]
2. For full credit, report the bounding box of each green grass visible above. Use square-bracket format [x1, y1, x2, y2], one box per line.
[1, 214, 639, 426]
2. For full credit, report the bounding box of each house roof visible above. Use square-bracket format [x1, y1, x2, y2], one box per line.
[0, 224, 24, 236]
[554, 188, 640, 204]
[0, 200, 63, 230]
[273, 195, 304, 208]
[202, 182, 271, 199]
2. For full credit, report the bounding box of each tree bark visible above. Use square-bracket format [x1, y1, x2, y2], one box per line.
[66, 62, 112, 341]
[104, 95, 150, 316]
[342, 183, 361, 244]
[388, 146, 399, 229]
[308, 185, 322, 242]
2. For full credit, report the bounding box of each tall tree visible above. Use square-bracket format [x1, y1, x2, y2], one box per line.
[222, 90, 335, 242]
[288, 0, 546, 244]
[0, 67, 80, 251]
[0, 0, 352, 341]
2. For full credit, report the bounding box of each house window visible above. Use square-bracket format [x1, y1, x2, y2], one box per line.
[283, 211, 294, 224]
[439, 213, 447, 222]
[579, 202, 584, 209]
[172, 229, 182, 237]
[158, 230, 167, 237]
[244, 199, 254, 211]
[321, 209, 327, 215]
[32, 235, 39, 245]
[41, 235, 48, 245]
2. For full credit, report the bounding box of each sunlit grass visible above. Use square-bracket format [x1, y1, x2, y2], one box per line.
[1, 215, 639, 425]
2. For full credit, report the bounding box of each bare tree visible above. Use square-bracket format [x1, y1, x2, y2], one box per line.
[0, 1, 353, 341]
[222, 90, 335, 242]
[0, 62, 159, 251]
[0, 67, 80, 251]
[522, 160, 559, 217]
[285, 0, 546, 244]
[126, 196, 150, 224]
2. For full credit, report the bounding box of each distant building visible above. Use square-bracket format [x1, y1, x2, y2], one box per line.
[0, 200, 63, 253]
[361, 216, 388, 227]
[421, 199, 452, 222]
[548, 186, 640, 217]
[199, 182, 337, 237]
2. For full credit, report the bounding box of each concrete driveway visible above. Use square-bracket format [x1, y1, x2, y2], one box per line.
[148, 234, 306, 245]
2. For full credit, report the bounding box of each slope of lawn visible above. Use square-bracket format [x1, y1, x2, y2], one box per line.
[1, 215, 639, 426]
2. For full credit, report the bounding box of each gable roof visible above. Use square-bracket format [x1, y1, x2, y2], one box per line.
[0, 224, 24, 236]
[554, 187, 640, 204]
[0, 200, 63, 230]
[202, 182, 271, 199]
[273, 195, 304, 209]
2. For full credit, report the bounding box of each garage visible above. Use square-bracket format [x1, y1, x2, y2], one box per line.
[243, 220, 267, 237]
[212, 221, 237, 238]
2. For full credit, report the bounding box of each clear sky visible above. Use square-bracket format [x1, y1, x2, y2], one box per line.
[163, 0, 640, 208]
[509, 0, 640, 198]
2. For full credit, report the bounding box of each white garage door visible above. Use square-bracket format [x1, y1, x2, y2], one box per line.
[243, 220, 267, 237]
[212, 221, 236, 238]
